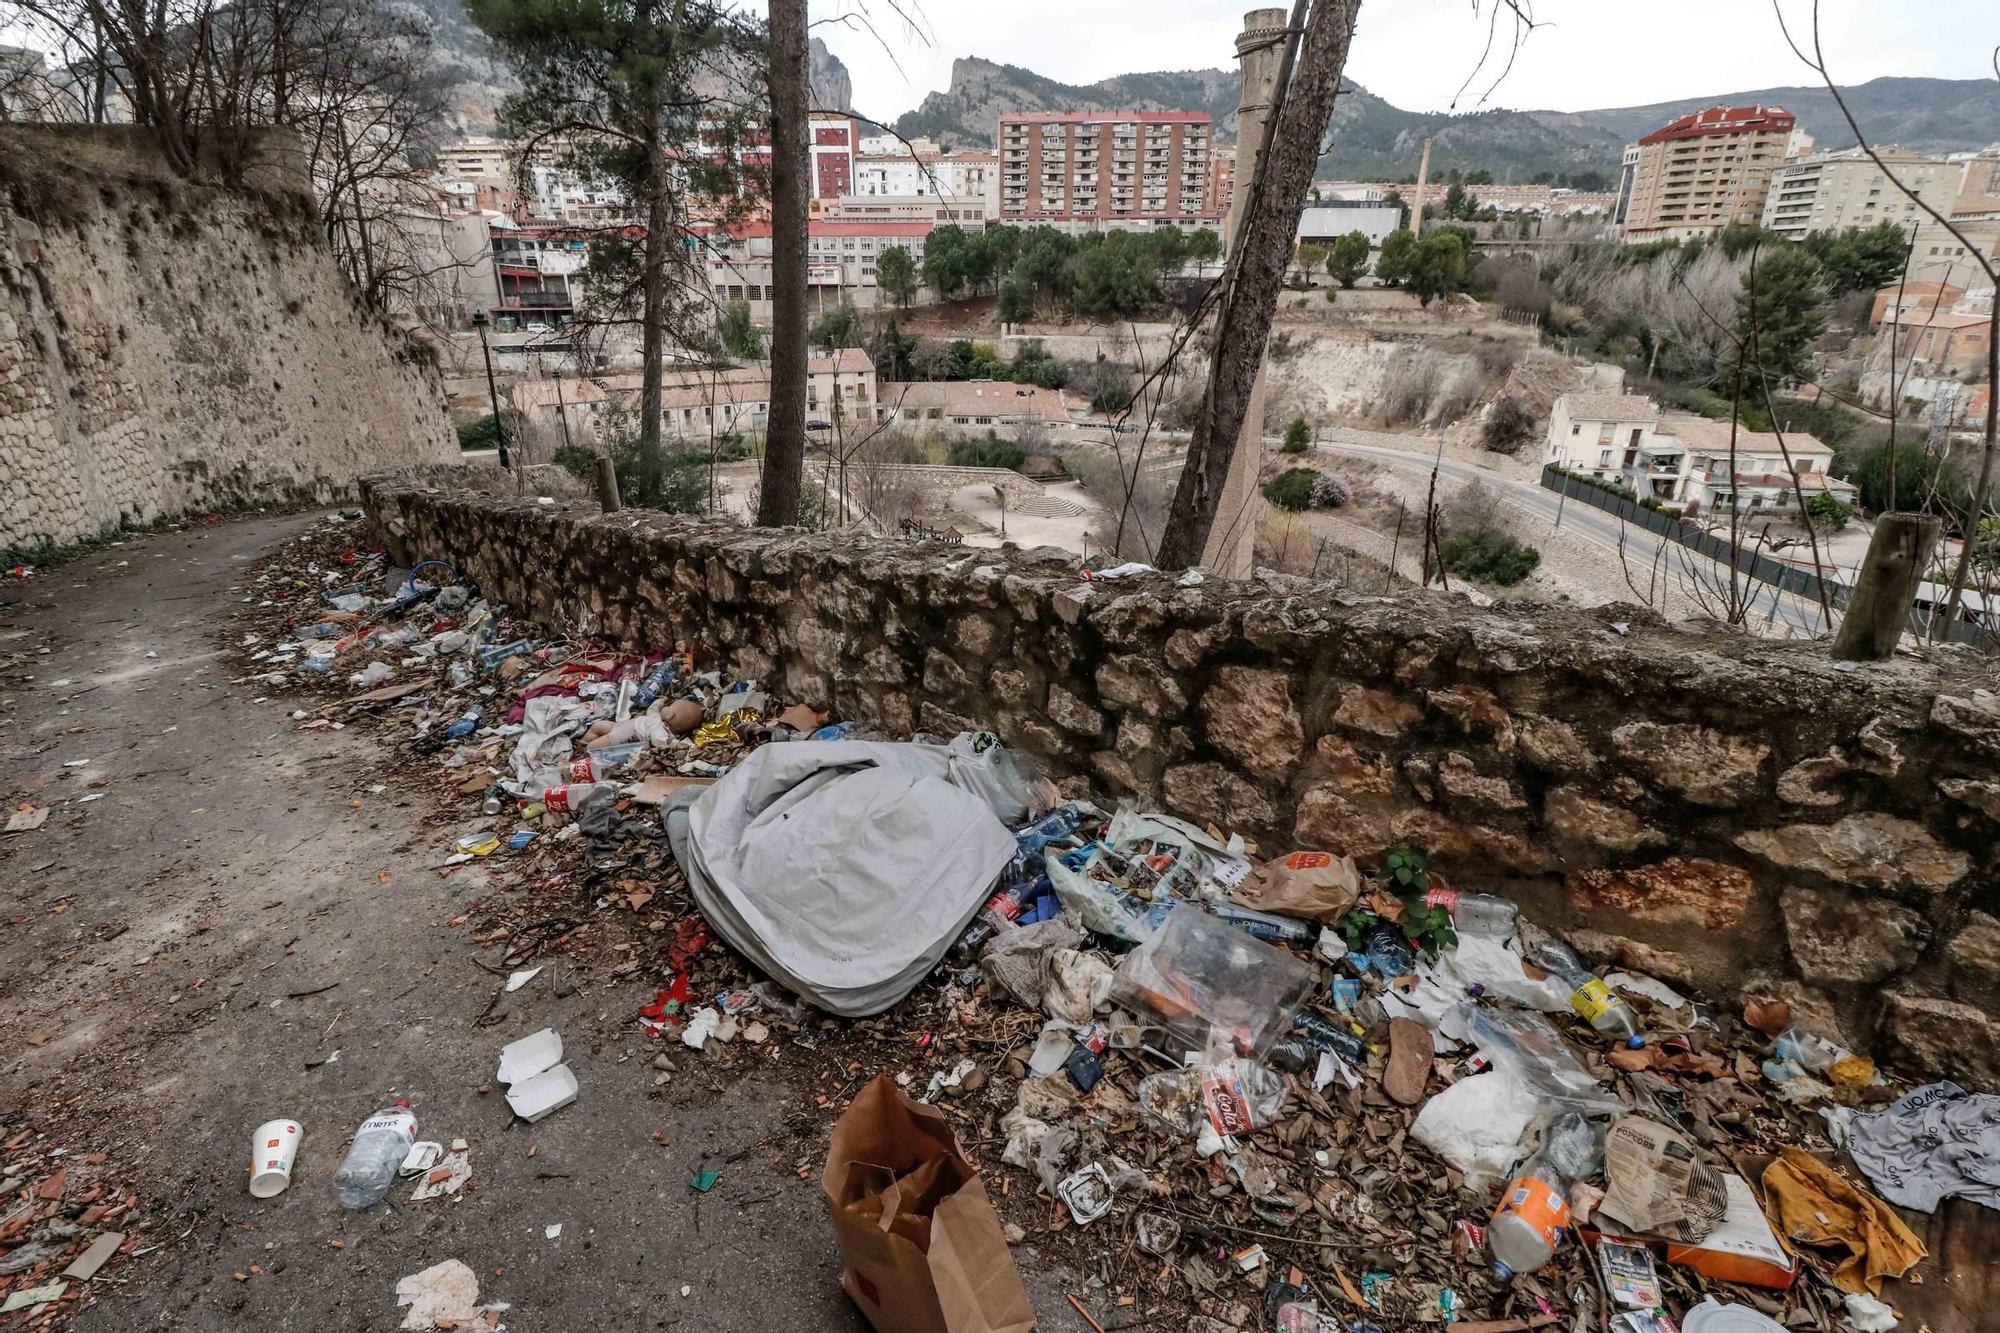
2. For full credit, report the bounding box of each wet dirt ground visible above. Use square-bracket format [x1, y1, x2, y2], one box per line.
[0, 513, 1086, 1331]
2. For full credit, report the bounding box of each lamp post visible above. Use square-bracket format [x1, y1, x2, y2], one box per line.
[472, 311, 511, 471]
[553, 368, 574, 451]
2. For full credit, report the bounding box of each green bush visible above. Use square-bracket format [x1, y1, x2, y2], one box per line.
[1805, 491, 1853, 531]
[1282, 417, 1311, 454]
[948, 439, 1027, 471]
[553, 440, 709, 513]
[1262, 468, 1319, 511]
[457, 411, 524, 451]
[1439, 530, 1541, 585]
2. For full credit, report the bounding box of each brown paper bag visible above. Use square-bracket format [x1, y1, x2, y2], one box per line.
[1231, 850, 1362, 924]
[822, 1075, 1036, 1333]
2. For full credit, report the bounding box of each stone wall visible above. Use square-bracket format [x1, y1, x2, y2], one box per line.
[0, 126, 455, 554]
[363, 474, 2000, 1079]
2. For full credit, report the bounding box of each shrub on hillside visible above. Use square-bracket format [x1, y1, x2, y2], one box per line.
[1309, 472, 1351, 509]
[948, 438, 1027, 471]
[1481, 396, 1536, 455]
[1262, 468, 1319, 512]
[1439, 530, 1541, 585]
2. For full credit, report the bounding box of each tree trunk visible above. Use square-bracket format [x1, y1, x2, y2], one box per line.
[1936, 298, 1998, 637]
[756, 0, 809, 527]
[637, 129, 670, 493]
[1154, 0, 1361, 570]
[1832, 512, 1940, 660]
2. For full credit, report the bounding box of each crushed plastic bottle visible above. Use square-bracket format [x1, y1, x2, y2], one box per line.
[1138, 1058, 1290, 1139]
[442, 706, 482, 741]
[1212, 901, 1313, 945]
[630, 654, 684, 709]
[564, 741, 641, 783]
[333, 1100, 417, 1208]
[1527, 940, 1644, 1045]
[1425, 887, 1520, 938]
[1488, 1112, 1601, 1278]
[1360, 920, 1416, 978]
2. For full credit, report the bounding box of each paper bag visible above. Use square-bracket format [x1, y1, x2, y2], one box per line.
[822, 1075, 1036, 1333]
[1231, 851, 1361, 924]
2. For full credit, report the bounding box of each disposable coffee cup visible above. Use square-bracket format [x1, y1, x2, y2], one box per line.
[249, 1118, 303, 1199]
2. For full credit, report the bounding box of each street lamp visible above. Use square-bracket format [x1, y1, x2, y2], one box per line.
[553, 368, 574, 451]
[472, 311, 511, 471]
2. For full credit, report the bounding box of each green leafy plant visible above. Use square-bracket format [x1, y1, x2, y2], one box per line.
[1381, 846, 1430, 892]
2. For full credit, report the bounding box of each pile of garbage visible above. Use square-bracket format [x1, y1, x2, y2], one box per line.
[216, 514, 1987, 1333]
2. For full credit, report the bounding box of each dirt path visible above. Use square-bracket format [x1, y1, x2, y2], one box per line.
[0, 514, 1083, 1331]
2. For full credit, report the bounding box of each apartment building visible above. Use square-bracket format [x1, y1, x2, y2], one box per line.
[1760, 146, 1960, 238]
[816, 195, 989, 227]
[998, 110, 1213, 230]
[701, 219, 933, 321]
[435, 136, 515, 184]
[1619, 105, 1809, 242]
[1464, 183, 1619, 216]
[850, 149, 997, 217]
[490, 225, 595, 330]
[1207, 145, 1237, 218]
[1949, 146, 2000, 219]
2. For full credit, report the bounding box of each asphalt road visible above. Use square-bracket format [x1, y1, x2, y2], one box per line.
[1313, 439, 1832, 635]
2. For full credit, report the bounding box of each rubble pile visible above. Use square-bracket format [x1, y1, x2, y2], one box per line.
[0, 1128, 145, 1328]
[183, 512, 1987, 1333]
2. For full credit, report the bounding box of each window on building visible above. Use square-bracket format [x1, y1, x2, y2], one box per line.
[1571, 423, 1581, 435]
[728, 284, 744, 300]
[1599, 449, 1613, 466]
[1629, 428, 1643, 448]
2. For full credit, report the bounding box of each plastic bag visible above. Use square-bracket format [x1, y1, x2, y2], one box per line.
[1410, 1067, 1546, 1188]
[1111, 904, 1314, 1058]
[945, 731, 1042, 826]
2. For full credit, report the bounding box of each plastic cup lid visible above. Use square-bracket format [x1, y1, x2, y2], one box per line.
[1681, 1299, 1788, 1333]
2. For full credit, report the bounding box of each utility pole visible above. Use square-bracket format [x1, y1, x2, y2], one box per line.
[1196, 6, 1289, 579]
[472, 312, 512, 475]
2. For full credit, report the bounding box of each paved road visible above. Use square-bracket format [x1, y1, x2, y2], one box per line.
[1314, 439, 1832, 635]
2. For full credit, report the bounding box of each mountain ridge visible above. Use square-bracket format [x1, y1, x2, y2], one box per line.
[893, 57, 2000, 181]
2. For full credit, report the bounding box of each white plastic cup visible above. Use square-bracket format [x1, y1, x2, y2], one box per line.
[249, 1119, 302, 1199]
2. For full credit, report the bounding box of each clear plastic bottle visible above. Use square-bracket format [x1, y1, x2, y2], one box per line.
[333, 1100, 416, 1209]
[1138, 1058, 1290, 1138]
[565, 742, 641, 782]
[540, 782, 600, 813]
[443, 707, 482, 741]
[1361, 920, 1416, 977]
[1489, 1112, 1601, 1278]
[1527, 940, 1644, 1045]
[1425, 887, 1520, 938]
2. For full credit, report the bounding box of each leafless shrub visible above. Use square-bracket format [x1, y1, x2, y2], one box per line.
[1432, 370, 1481, 425]
[1380, 347, 1445, 425]
[1065, 444, 1172, 562]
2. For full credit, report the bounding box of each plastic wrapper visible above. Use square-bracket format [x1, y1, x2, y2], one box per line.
[1111, 903, 1314, 1057]
[1045, 808, 1240, 943]
[1449, 1003, 1622, 1113]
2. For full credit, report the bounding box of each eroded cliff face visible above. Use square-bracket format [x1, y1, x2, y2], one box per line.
[0, 126, 454, 554]
[363, 469, 2000, 1078]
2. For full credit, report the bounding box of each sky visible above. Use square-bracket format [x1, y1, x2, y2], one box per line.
[808, 0, 1999, 122]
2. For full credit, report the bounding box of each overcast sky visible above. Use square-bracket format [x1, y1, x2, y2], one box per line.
[810, 0, 1998, 122]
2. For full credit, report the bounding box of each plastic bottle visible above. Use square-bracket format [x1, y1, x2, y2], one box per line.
[1212, 901, 1313, 944]
[809, 721, 860, 742]
[954, 872, 1053, 958]
[477, 638, 533, 671]
[1527, 940, 1644, 1045]
[1138, 1058, 1290, 1138]
[333, 1100, 417, 1208]
[1425, 887, 1520, 938]
[442, 707, 482, 741]
[541, 782, 600, 813]
[631, 655, 683, 709]
[564, 742, 641, 783]
[298, 621, 343, 640]
[1488, 1113, 1600, 1278]
[1360, 920, 1416, 977]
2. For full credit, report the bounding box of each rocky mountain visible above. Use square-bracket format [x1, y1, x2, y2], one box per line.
[894, 57, 2000, 182]
[1532, 78, 2000, 158]
[401, 0, 852, 131]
